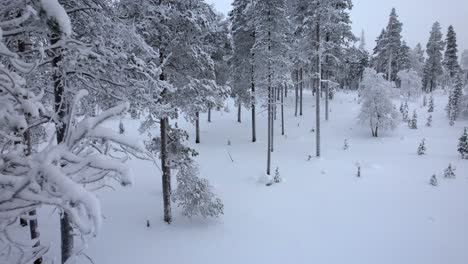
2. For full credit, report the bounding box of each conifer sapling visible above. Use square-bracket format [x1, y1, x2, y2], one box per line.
[409, 110, 418, 129]
[458, 128, 468, 159]
[426, 115, 433, 127]
[343, 139, 349, 150]
[428, 96, 435, 113]
[444, 164, 456, 179]
[418, 139, 427, 155]
[430, 175, 438, 186]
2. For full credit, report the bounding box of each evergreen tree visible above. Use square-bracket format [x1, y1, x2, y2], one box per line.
[372, 8, 404, 81]
[343, 139, 349, 150]
[423, 94, 427, 107]
[430, 175, 438, 186]
[443, 26, 461, 79]
[428, 95, 435, 113]
[444, 164, 456, 179]
[418, 139, 427, 155]
[409, 110, 418, 129]
[426, 114, 433, 127]
[458, 128, 468, 159]
[410, 43, 426, 77]
[423, 22, 445, 92]
[447, 73, 464, 125]
[401, 101, 409, 122]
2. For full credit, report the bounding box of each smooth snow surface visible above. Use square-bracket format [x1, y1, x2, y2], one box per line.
[37, 91, 467, 264]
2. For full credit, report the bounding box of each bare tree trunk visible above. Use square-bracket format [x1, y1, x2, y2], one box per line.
[325, 71, 329, 121]
[195, 112, 200, 144]
[316, 19, 321, 158]
[281, 85, 285, 136]
[271, 87, 275, 153]
[208, 107, 212, 123]
[273, 87, 277, 121]
[300, 68, 303, 116]
[160, 117, 172, 223]
[295, 69, 299, 117]
[284, 83, 288, 98]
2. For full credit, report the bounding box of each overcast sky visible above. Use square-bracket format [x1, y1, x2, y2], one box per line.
[206, 0, 468, 54]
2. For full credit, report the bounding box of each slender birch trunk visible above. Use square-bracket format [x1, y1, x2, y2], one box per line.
[281, 85, 285, 136]
[315, 19, 321, 158]
[195, 111, 200, 144]
[295, 69, 299, 117]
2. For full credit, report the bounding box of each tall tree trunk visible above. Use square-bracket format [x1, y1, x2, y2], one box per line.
[295, 69, 299, 117]
[160, 117, 172, 223]
[237, 103, 242, 123]
[195, 112, 200, 144]
[284, 83, 288, 98]
[271, 87, 275, 153]
[325, 71, 329, 121]
[387, 51, 393, 81]
[300, 68, 303, 116]
[251, 66, 256, 143]
[208, 107, 212, 123]
[267, 85, 272, 175]
[281, 85, 285, 136]
[316, 20, 321, 158]
[273, 87, 277, 121]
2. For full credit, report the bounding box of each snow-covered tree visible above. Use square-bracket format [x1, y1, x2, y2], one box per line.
[461, 49, 468, 80]
[230, 0, 256, 129]
[428, 95, 435, 113]
[372, 8, 404, 82]
[398, 69, 422, 99]
[443, 26, 461, 79]
[418, 139, 427, 155]
[430, 175, 438, 186]
[400, 101, 409, 122]
[458, 128, 468, 159]
[252, 0, 291, 175]
[426, 114, 433, 127]
[409, 43, 425, 77]
[423, 22, 445, 92]
[444, 164, 456, 179]
[447, 73, 464, 126]
[409, 110, 418, 129]
[358, 68, 399, 137]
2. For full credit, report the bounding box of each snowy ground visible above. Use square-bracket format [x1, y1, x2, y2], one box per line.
[36, 90, 468, 264]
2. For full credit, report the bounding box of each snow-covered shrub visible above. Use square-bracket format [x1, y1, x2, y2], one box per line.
[343, 139, 349, 150]
[358, 68, 399, 137]
[409, 110, 418, 129]
[444, 164, 456, 179]
[418, 139, 427, 155]
[426, 115, 433, 127]
[458, 128, 468, 159]
[172, 161, 224, 218]
[428, 95, 435, 113]
[398, 69, 423, 100]
[430, 175, 438, 186]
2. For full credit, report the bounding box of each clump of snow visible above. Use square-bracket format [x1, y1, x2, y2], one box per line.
[40, 0, 72, 36]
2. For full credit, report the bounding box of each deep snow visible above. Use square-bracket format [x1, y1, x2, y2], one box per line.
[34, 90, 468, 264]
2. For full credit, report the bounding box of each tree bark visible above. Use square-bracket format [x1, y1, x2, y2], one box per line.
[251, 66, 256, 143]
[195, 112, 200, 144]
[237, 103, 241, 123]
[281, 85, 285, 136]
[267, 85, 272, 175]
[208, 107, 212, 123]
[160, 117, 172, 223]
[325, 71, 329, 121]
[316, 19, 321, 158]
[300, 68, 303, 116]
[295, 69, 299, 117]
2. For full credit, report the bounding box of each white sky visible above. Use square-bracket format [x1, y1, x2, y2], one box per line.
[206, 0, 468, 54]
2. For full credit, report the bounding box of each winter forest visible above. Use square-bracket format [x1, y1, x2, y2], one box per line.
[1, 0, 468, 263]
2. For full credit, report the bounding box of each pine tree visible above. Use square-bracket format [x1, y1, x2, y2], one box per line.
[423, 22, 445, 92]
[343, 139, 349, 150]
[274, 167, 282, 183]
[444, 164, 456, 179]
[409, 110, 418, 129]
[426, 114, 433, 127]
[410, 43, 426, 77]
[447, 73, 464, 125]
[418, 139, 427, 155]
[430, 175, 438, 186]
[423, 94, 427, 107]
[428, 95, 435, 112]
[372, 8, 404, 81]
[458, 128, 468, 159]
[443, 26, 461, 79]
[401, 101, 409, 122]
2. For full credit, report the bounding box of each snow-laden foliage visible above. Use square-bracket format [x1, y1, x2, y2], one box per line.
[458, 128, 468, 159]
[444, 164, 456, 179]
[358, 68, 399, 137]
[423, 22, 445, 92]
[417, 139, 426, 155]
[398, 69, 422, 99]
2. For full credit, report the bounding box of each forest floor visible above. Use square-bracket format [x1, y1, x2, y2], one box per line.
[37, 90, 468, 264]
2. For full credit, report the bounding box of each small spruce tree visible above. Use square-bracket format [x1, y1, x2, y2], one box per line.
[430, 175, 438, 186]
[444, 164, 456, 179]
[458, 128, 468, 159]
[423, 94, 427, 107]
[343, 139, 349, 150]
[402, 101, 409, 122]
[428, 95, 435, 113]
[274, 167, 281, 184]
[418, 139, 427, 155]
[409, 110, 418, 129]
[426, 115, 433, 127]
